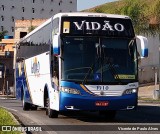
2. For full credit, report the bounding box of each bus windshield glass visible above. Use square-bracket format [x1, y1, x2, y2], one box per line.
[61, 37, 137, 84]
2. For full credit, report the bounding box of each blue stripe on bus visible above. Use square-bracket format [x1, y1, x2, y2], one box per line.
[53, 47, 60, 55]
[16, 67, 32, 104]
[142, 48, 148, 57]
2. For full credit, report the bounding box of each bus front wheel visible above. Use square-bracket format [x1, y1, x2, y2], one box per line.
[46, 98, 58, 118]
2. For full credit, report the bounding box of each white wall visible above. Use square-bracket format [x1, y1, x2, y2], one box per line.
[138, 35, 160, 84]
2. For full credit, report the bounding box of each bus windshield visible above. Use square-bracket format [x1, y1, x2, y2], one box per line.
[61, 37, 137, 84]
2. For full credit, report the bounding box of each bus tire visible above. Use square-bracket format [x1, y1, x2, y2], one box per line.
[99, 110, 116, 120]
[48, 109, 59, 118]
[22, 95, 30, 111]
[46, 98, 58, 118]
[30, 105, 38, 110]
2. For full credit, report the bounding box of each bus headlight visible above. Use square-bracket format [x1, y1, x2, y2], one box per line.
[61, 87, 81, 95]
[123, 89, 137, 95]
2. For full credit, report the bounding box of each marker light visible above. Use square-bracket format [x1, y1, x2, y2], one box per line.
[123, 89, 137, 95]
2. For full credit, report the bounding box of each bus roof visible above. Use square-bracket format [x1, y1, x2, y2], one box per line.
[53, 12, 130, 19]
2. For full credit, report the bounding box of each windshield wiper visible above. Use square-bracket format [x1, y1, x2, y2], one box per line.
[105, 58, 122, 84]
[82, 43, 101, 85]
[82, 56, 100, 85]
[103, 54, 122, 84]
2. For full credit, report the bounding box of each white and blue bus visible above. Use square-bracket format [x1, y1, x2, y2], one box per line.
[15, 12, 148, 119]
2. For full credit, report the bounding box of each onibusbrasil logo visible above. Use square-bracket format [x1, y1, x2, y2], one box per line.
[31, 57, 40, 77]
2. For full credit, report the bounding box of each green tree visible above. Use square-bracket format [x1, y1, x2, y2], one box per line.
[150, 0, 160, 21]
[148, 0, 160, 34]
[86, 0, 160, 35]
[120, 0, 149, 34]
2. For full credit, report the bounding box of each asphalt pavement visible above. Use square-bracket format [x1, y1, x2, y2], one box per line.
[0, 84, 160, 134]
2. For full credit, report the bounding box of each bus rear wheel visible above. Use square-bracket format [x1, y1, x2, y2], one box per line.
[46, 98, 58, 118]
[30, 105, 38, 110]
[22, 95, 30, 111]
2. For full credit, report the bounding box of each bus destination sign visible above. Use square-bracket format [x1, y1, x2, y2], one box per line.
[61, 17, 134, 37]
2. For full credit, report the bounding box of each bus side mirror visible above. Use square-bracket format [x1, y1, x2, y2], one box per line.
[52, 34, 60, 56]
[136, 36, 148, 58]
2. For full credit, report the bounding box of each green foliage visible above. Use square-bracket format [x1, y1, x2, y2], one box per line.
[28, 26, 37, 32]
[150, 0, 160, 20]
[85, 0, 160, 35]
[0, 108, 16, 125]
[0, 108, 21, 134]
[94, 7, 104, 13]
[120, 0, 149, 34]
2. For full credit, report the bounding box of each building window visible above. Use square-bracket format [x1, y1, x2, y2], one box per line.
[22, 17, 24, 20]
[1, 5, 4, 11]
[22, 7, 25, 12]
[59, 0, 62, 5]
[1, 16, 4, 21]
[11, 6, 15, 9]
[32, 18, 34, 20]
[59, 10, 62, 12]
[1, 26, 4, 31]
[11, 27, 14, 32]
[32, 8, 35, 13]
[33, 0, 35, 3]
[11, 16, 14, 22]
[20, 32, 27, 38]
[70, 1, 73, 4]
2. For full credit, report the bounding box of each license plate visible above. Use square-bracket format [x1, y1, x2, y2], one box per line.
[95, 101, 109, 106]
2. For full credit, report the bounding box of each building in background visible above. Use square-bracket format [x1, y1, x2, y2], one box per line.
[0, 19, 51, 94]
[138, 21, 159, 84]
[0, 0, 77, 94]
[0, 0, 77, 36]
[0, 37, 14, 94]
[138, 35, 159, 84]
[14, 19, 47, 42]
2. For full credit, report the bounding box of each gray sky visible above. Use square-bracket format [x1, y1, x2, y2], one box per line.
[77, 0, 116, 11]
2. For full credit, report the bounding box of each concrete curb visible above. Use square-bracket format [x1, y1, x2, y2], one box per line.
[138, 100, 160, 104]
[0, 95, 15, 98]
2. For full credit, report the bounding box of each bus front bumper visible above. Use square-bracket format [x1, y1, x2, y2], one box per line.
[59, 92, 137, 111]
